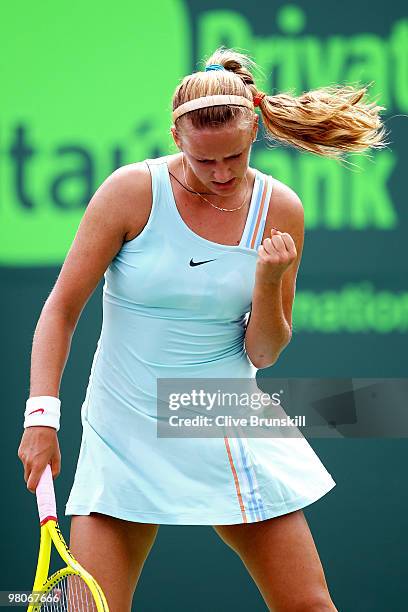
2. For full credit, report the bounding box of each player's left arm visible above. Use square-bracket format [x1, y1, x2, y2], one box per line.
[244, 180, 305, 369]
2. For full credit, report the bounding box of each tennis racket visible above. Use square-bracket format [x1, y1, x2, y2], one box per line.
[27, 464, 109, 611]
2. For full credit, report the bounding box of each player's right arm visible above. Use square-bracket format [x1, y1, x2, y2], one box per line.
[17, 163, 152, 492]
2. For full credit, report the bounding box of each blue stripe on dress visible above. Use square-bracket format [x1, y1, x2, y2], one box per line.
[236, 436, 263, 521]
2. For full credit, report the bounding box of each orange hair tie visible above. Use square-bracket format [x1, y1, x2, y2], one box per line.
[253, 92, 266, 107]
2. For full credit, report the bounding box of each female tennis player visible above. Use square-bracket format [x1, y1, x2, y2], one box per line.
[18, 48, 387, 611]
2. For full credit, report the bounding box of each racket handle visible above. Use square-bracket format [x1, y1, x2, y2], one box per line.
[36, 464, 57, 524]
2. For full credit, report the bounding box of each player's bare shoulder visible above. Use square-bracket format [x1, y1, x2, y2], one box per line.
[102, 161, 152, 242]
[44, 161, 152, 325]
[262, 176, 304, 240]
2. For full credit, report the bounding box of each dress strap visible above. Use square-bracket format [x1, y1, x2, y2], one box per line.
[144, 157, 173, 214]
[241, 173, 274, 250]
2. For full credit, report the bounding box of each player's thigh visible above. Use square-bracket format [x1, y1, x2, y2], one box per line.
[213, 510, 336, 611]
[69, 512, 159, 612]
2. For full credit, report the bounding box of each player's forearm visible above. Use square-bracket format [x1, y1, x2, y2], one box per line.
[29, 306, 76, 397]
[244, 279, 292, 369]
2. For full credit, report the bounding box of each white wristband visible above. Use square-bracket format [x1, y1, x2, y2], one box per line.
[24, 396, 61, 431]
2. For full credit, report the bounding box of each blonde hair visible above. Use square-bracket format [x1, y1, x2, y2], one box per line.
[172, 47, 389, 160]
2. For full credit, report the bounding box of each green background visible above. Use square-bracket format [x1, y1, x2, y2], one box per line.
[1, 1, 407, 610]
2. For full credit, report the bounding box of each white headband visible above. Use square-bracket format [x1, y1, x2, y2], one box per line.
[172, 94, 255, 122]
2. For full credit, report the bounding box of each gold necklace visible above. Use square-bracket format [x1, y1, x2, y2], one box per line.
[181, 154, 249, 213]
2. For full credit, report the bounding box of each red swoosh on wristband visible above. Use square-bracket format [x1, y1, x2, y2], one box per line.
[28, 408, 45, 415]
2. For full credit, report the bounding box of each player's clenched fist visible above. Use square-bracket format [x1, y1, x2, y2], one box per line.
[255, 227, 297, 285]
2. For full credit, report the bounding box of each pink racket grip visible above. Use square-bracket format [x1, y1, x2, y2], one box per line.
[36, 464, 57, 525]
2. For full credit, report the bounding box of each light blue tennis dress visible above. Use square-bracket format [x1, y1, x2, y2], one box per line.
[65, 155, 336, 525]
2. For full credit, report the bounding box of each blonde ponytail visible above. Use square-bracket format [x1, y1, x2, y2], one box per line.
[255, 84, 388, 159]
